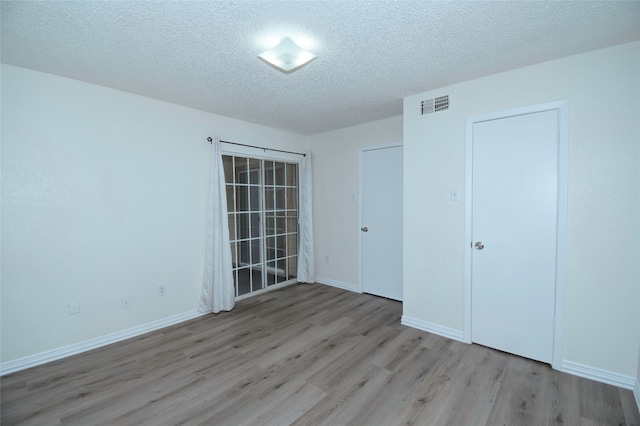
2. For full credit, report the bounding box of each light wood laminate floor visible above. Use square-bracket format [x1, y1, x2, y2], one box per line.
[2, 284, 639, 425]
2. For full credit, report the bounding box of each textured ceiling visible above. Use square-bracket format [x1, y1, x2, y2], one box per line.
[2, 1, 639, 135]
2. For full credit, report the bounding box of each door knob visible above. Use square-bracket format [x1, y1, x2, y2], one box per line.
[361, 227, 368, 232]
[475, 241, 484, 250]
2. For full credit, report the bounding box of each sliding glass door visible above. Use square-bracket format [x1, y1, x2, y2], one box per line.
[223, 155, 299, 297]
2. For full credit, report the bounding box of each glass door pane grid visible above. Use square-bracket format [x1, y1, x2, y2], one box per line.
[225, 156, 263, 296]
[223, 155, 299, 297]
[264, 160, 298, 286]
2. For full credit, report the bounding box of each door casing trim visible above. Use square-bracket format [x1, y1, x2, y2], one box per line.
[463, 100, 568, 370]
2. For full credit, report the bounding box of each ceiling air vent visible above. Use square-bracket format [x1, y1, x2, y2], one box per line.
[420, 95, 450, 116]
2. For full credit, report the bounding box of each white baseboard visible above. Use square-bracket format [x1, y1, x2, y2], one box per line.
[0, 309, 206, 376]
[634, 379, 640, 414]
[315, 276, 360, 293]
[400, 316, 638, 396]
[561, 360, 636, 390]
[401, 315, 466, 343]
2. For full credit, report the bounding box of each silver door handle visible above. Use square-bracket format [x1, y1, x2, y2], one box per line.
[361, 227, 368, 232]
[475, 241, 484, 250]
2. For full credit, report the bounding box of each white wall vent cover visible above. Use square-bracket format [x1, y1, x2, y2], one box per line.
[420, 95, 450, 116]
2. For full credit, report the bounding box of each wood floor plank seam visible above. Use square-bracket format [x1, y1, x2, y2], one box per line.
[1, 284, 638, 426]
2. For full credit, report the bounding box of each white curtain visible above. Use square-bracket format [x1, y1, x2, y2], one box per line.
[198, 136, 235, 313]
[297, 153, 315, 283]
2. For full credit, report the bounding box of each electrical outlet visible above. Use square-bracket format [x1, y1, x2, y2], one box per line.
[158, 284, 167, 296]
[325, 256, 329, 264]
[69, 300, 80, 315]
[121, 297, 131, 310]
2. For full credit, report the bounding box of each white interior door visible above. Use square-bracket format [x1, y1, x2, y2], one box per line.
[471, 110, 558, 364]
[360, 145, 403, 301]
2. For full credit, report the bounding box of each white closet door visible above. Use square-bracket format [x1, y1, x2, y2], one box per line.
[361, 145, 403, 301]
[471, 110, 558, 363]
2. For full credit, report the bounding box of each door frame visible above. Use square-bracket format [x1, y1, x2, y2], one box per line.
[220, 143, 303, 300]
[463, 101, 568, 370]
[358, 141, 403, 295]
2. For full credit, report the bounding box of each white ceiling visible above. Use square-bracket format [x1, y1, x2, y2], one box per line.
[2, 1, 639, 135]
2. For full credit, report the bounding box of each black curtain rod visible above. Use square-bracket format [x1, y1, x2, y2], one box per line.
[207, 137, 306, 157]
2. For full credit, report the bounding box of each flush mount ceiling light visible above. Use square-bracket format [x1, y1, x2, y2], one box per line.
[258, 37, 317, 74]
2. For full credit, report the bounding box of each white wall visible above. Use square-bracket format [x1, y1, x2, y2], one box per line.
[310, 116, 402, 289]
[637, 339, 640, 399]
[0, 64, 309, 364]
[403, 42, 640, 379]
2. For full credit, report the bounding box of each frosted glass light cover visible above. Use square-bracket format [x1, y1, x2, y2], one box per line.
[258, 37, 316, 74]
